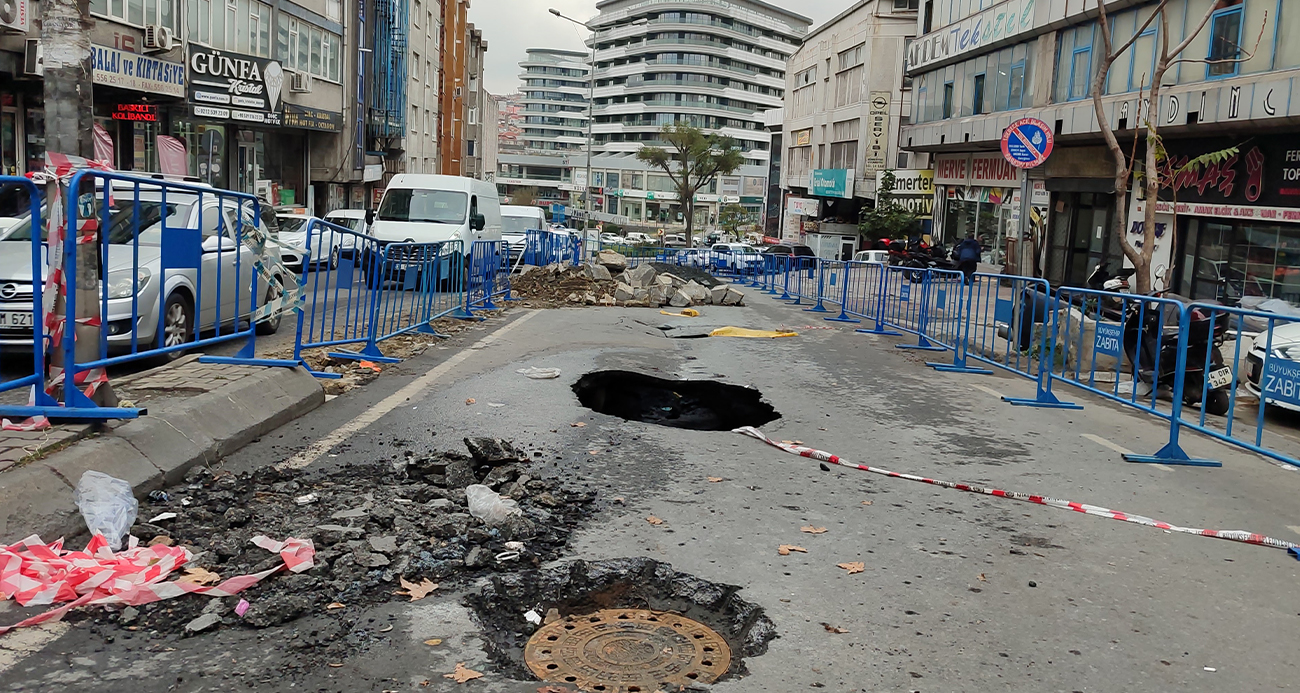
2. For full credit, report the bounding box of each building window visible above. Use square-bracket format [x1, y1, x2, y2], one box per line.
[893, 0, 918, 9]
[837, 45, 864, 71]
[95, 0, 179, 31]
[795, 66, 817, 86]
[787, 146, 811, 181]
[1207, 2, 1244, 78]
[971, 73, 985, 115]
[1056, 24, 1096, 102]
[468, 108, 478, 125]
[470, 76, 478, 92]
[1008, 62, 1025, 110]
[468, 140, 476, 156]
[942, 82, 954, 119]
[412, 51, 420, 79]
[792, 84, 817, 118]
[185, 0, 271, 56]
[829, 119, 858, 170]
[277, 17, 342, 82]
[902, 38, 914, 88]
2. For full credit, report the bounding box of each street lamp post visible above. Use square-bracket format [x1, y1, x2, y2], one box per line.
[548, 10, 647, 236]
[548, 8, 596, 234]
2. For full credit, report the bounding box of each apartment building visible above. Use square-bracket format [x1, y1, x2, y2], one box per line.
[780, 0, 920, 244]
[403, 0, 443, 176]
[903, 0, 1300, 303]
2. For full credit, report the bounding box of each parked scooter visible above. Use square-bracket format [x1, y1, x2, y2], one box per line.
[1085, 263, 1136, 320]
[1121, 292, 1232, 415]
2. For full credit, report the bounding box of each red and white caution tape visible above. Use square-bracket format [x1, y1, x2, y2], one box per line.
[734, 426, 1300, 554]
[0, 533, 314, 634]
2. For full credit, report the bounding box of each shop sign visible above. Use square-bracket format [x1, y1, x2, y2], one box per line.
[1150, 136, 1300, 211]
[791, 129, 812, 146]
[112, 103, 158, 122]
[92, 45, 186, 97]
[864, 92, 890, 175]
[188, 48, 284, 126]
[908, 0, 1035, 72]
[363, 163, 384, 182]
[740, 196, 764, 204]
[934, 154, 969, 185]
[970, 153, 1019, 186]
[883, 169, 934, 195]
[811, 169, 855, 199]
[719, 195, 739, 204]
[786, 197, 819, 216]
[283, 104, 343, 132]
[1141, 199, 1300, 223]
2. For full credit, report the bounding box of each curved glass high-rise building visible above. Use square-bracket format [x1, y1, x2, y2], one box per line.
[519, 49, 592, 153]
[587, 0, 811, 165]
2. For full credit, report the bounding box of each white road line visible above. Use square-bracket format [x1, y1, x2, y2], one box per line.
[969, 384, 1005, 399]
[1081, 433, 1174, 472]
[281, 310, 541, 470]
[0, 622, 69, 675]
[1288, 525, 1300, 537]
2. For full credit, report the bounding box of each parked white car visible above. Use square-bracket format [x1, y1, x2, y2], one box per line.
[277, 213, 358, 271]
[0, 180, 283, 355]
[853, 250, 890, 264]
[711, 243, 762, 271]
[1243, 321, 1300, 412]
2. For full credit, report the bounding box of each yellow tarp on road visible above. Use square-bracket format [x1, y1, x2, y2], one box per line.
[708, 327, 799, 339]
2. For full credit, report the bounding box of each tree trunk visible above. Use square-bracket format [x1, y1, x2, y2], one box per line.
[42, 0, 115, 405]
[684, 196, 695, 247]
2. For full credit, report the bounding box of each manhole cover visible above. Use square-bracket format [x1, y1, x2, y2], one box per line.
[524, 609, 732, 692]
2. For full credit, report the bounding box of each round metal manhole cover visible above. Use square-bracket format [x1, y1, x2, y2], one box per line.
[524, 609, 731, 692]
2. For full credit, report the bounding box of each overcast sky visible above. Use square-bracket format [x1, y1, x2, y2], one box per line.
[469, 0, 848, 96]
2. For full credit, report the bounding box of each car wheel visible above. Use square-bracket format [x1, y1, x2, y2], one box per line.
[329, 245, 341, 270]
[255, 279, 283, 335]
[1203, 388, 1231, 416]
[158, 292, 194, 358]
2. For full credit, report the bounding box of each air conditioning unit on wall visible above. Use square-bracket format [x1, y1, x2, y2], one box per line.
[0, 0, 30, 32]
[291, 71, 313, 93]
[144, 24, 174, 51]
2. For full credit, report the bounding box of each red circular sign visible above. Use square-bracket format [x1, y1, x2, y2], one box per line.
[1001, 118, 1054, 169]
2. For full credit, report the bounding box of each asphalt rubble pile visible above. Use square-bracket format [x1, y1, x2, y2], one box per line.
[74, 436, 597, 647]
[512, 249, 744, 309]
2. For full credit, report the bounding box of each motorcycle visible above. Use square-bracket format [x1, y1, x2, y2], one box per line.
[1085, 263, 1136, 321]
[1122, 292, 1232, 415]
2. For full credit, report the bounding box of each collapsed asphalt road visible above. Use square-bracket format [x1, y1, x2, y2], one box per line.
[3, 294, 1300, 692]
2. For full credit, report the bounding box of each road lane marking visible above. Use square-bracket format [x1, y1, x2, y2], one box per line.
[1081, 434, 1174, 472]
[0, 622, 69, 675]
[282, 310, 541, 470]
[969, 384, 1005, 399]
[1288, 525, 1300, 536]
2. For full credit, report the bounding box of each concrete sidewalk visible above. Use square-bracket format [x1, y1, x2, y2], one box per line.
[0, 355, 324, 540]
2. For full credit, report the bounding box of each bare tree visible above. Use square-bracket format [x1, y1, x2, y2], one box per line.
[1090, 0, 1266, 293]
[637, 124, 744, 247]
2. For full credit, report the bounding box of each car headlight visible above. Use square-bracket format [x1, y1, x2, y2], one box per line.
[106, 267, 150, 299]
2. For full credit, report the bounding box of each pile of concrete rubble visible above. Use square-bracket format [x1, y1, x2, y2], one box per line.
[527, 250, 745, 308]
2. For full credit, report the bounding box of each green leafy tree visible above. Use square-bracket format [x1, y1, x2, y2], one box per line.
[718, 203, 748, 237]
[858, 170, 918, 240]
[637, 124, 744, 246]
[510, 186, 539, 206]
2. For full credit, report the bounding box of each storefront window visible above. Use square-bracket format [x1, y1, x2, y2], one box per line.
[1183, 220, 1300, 307]
[1, 107, 16, 176]
[941, 188, 1012, 266]
[173, 119, 228, 189]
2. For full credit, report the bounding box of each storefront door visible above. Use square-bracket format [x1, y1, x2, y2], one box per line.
[1047, 192, 1117, 287]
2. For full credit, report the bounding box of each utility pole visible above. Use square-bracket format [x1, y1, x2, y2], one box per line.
[41, 0, 116, 405]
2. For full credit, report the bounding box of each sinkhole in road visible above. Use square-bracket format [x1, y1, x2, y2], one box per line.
[468, 558, 774, 691]
[571, 370, 780, 431]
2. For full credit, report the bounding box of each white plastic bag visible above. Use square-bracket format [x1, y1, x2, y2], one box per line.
[73, 470, 138, 551]
[517, 367, 561, 380]
[465, 484, 522, 526]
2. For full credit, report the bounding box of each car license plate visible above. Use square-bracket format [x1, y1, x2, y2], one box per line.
[1207, 367, 1233, 389]
[0, 311, 33, 328]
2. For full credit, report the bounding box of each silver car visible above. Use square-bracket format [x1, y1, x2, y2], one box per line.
[0, 181, 284, 356]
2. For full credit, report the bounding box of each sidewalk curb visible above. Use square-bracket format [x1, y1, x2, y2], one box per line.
[0, 365, 324, 542]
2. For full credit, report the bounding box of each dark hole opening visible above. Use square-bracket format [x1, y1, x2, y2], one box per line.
[572, 370, 780, 431]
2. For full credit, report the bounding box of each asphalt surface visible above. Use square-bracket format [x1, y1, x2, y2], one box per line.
[3, 289, 1300, 691]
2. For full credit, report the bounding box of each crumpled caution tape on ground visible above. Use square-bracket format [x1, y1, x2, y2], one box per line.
[709, 326, 798, 339]
[735, 426, 1300, 556]
[0, 533, 314, 634]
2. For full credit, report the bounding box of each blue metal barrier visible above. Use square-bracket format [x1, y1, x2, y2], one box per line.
[1147, 303, 1300, 469]
[468, 240, 509, 311]
[879, 265, 945, 350]
[815, 260, 861, 324]
[293, 219, 467, 377]
[39, 171, 297, 418]
[525, 229, 581, 267]
[0, 176, 56, 413]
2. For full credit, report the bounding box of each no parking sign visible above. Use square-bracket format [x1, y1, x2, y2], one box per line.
[1001, 118, 1054, 169]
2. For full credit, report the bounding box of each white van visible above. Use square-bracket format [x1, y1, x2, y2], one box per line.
[372, 174, 502, 247]
[501, 204, 545, 261]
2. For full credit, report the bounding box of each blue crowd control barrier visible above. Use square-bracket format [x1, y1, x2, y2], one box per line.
[524, 229, 581, 267]
[817, 260, 861, 324]
[851, 261, 902, 336]
[467, 240, 507, 312]
[41, 171, 298, 419]
[879, 266, 945, 351]
[0, 176, 58, 416]
[1150, 303, 1300, 469]
[919, 268, 992, 374]
[293, 219, 467, 377]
